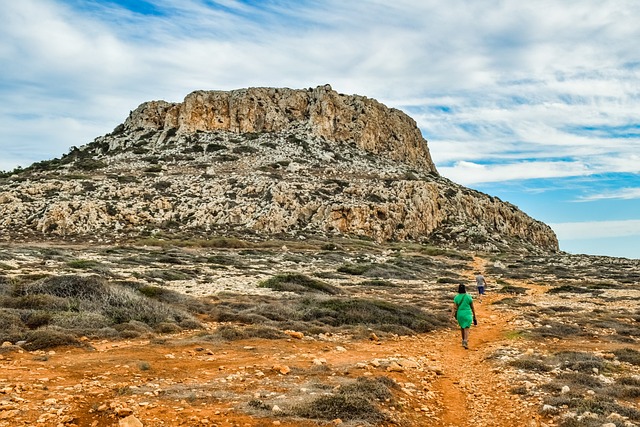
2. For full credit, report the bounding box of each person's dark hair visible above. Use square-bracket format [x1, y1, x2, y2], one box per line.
[458, 284, 466, 294]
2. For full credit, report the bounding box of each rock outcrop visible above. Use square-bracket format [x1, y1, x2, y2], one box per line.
[0, 85, 558, 252]
[118, 84, 437, 173]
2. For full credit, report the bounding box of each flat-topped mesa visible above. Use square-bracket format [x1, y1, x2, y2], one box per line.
[122, 85, 438, 173]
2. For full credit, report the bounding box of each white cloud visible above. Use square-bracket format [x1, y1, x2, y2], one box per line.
[549, 219, 640, 240]
[439, 160, 593, 185]
[578, 188, 640, 202]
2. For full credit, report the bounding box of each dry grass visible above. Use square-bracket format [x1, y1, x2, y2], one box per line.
[291, 376, 397, 423]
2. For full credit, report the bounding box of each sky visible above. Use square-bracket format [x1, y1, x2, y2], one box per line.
[1, 0, 639, 259]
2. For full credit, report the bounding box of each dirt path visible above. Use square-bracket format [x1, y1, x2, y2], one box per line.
[430, 257, 539, 427]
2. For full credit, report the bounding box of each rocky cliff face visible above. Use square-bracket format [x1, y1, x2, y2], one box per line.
[0, 85, 558, 252]
[117, 84, 436, 173]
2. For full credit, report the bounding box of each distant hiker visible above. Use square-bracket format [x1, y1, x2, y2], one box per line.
[475, 272, 486, 302]
[452, 284, 477, 349]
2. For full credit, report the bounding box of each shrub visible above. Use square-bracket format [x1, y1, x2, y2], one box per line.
[554, 351, 606, 373]
[298, 298, 447, 333]
[23, 328, 79, 351]
[556, 372, 603, 389]
[214, 154, 239, 162]
[206, 143, 227, 152]
[545, 394, 640, 421]
[509, 357, 552, 372]
[6, 294, 68, 310]
[436, 277, 464, 284]
[22, 311, 53, 329]
[614, 348, 640, 365]
[0, 309, 25, 331]
[293, 376, 396, 422]
[75, 159, 107, 171]
[66, 259, 101, 269]
[548, 285, 592, 294]
[50, 312, 112, 330]
[197, 237, 251, 248]
[144, 269, 191, 281]
[14, 275, 199, 330]
[498, 284, 528, 294]
[231, 146, 259, 154]
[530, 322, 582, 339]
[14, 275, 109, 300]
[154, 322, 182, 333]
[607, 384, 640, 398]
[619, 377, 640, 387]
[259, 273, 339, 295]
[337, 263, 371, 275]
[357, 279, 395, 287]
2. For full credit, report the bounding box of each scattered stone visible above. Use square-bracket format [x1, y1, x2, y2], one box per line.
[387, 362, 404, 372]
[272, 364, 290, 375]
[119, 415, 143, 427]
[284, 330, 304, 339]
[398, 358, 419, 369]
[116, 407, 134, 416]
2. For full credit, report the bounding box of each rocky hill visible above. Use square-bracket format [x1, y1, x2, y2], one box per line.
[0, 85, 557, 252]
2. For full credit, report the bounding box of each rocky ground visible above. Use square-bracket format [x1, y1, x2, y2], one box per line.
[0, 241, 639, 426]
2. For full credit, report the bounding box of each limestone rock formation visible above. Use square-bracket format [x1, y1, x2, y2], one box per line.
[0, 85, 558, 252]
[117, 84, 436, 173]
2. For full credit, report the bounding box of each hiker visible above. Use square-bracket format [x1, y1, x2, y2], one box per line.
[475, 272, 486, 302]
[452, 284, 477, 349]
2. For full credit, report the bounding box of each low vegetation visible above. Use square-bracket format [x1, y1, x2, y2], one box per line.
[292, 376, 397, 423]
[0, 275, 201, 348]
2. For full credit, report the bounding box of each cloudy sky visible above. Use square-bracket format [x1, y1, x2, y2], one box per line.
[2, 0, 639, 259]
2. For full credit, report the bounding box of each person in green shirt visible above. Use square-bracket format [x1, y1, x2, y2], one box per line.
[452, 284, 477, 349]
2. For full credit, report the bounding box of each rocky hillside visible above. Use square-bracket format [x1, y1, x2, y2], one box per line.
[0, 85, 557, 252]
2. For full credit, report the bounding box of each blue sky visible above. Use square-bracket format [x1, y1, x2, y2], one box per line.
[1, 0, 639, 259]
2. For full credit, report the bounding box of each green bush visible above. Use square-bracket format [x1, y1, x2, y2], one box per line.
[232, 146, 259, 154]
[293, 377, 396, 422]
[337, 263, 371, 275]
[23, 328, 79, 351]
[74, 159, 107, 171]
[299, 298, 447, 333]
[12, 275, 200, 337]
[436, 277, 464, 284]
[357, 279, 395, 287]
[206, 143, 227, 152]
[14, 275, 109, 300]
[614, 348, 640, 365]
[509, 357, 552, 372]
[0, 309, 25, 331]
[259, 273, 339, 295]
[554, 351, 606, 373]
[66, 259, 101, 269]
